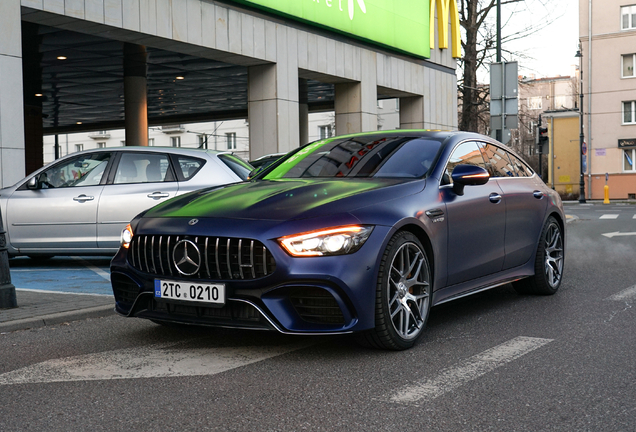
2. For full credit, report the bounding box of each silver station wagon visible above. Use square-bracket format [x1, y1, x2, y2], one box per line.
[0, 147, 252, 258]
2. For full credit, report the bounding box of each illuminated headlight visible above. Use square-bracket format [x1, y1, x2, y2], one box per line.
[279, 225, 373, 257]
[121, 224, 134, 249]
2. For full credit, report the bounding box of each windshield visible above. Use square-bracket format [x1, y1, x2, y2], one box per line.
[262, 136, 442, 180]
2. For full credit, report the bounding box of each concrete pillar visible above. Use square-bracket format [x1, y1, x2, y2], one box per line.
[123, 43, 148, 147]
[299, 78, 309, 145]
[248, 63, 299, 159]
[334, 51, 377, 135]
[399, 96, 426, 129]
[0, 0, 26, 188]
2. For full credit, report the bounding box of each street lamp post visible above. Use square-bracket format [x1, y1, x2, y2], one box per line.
[576, 46, 586, 204]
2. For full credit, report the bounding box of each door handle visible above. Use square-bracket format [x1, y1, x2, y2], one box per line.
[533, 190, 544, 199]
[147, 192, 170, 199]
[73, 194, 94, 202]
[489, 193, 502, 204]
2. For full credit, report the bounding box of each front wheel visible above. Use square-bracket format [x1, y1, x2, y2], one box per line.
[357, 231, 432, 350]
[513, 216, 564, 295]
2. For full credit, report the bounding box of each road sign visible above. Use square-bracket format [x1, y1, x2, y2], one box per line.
[490, 61, 518, 145]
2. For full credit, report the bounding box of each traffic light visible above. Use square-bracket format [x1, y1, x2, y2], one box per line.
[536, 125, 548, 154]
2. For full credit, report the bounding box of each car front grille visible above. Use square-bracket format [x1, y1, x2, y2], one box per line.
[129, 235, 276, 280]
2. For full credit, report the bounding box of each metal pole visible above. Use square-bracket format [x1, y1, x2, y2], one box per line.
[579, 63, 586, 203]
[496, 0, 501, 62]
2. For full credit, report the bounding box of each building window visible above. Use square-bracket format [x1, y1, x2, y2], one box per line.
[319, 125, 332, 139]
[528, 97, 542, 110]
[226, 132, 236, 150]
[97, 142, 106, 148]
[75, 144, 84, 152]
[170, 136, 181, 147]
[148, 138, 155, 146]
[622, 54, 635, 78]
[622, 5, 636, 30]
[623, 101, 636, 124]
[625, 149, 636, 172]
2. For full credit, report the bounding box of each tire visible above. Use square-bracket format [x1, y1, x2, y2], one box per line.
[357, 231, 432, 350]
[513, 216, 564, 295]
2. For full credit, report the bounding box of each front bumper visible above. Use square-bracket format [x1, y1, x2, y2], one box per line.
[110, 224, 391, 334]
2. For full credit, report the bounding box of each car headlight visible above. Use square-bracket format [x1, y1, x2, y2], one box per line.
[121, 224, 134, 249]
[278, 225, 373, 257]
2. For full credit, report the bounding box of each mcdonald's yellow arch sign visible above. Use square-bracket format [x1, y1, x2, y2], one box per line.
[232, 0, 462, 59]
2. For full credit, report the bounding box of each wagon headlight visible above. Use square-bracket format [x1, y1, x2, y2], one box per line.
[121, 224, 134, 249]
[279, 225, 373, 257]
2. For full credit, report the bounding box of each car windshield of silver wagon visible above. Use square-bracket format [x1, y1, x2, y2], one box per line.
[262, 136, 442, 179]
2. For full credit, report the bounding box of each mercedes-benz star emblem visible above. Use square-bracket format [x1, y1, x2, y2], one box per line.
[172, 239, 201, 276]
[188, 219, 199, 226]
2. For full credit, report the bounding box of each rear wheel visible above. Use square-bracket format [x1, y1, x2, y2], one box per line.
[358, 231, 432, 350]
[513, 216, 564, 295]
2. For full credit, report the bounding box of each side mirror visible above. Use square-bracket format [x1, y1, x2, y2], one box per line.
[451, 164, 490, 196]
[26, 177, 38, 190]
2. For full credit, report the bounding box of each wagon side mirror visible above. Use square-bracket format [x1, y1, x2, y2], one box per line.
[26, 176, 39, 190]
[451, 165, 490, 196]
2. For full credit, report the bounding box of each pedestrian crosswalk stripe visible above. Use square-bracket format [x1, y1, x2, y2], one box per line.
[387, 336, 553, 405]
[600, 214, 619, 219]
[606, 285, 636, 301]
[0, 340, 312, 385]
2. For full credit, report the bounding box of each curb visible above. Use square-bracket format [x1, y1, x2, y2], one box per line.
[0, 305, 115, 333]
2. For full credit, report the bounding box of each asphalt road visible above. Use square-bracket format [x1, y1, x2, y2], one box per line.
[1, 203, 635, 431]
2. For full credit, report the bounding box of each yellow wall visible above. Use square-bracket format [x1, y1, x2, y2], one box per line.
[548, 115, 581, 196]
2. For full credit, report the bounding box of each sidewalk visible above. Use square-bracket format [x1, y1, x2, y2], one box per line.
[0, 289, 114, 333]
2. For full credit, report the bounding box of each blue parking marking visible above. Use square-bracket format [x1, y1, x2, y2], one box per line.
[8, 256, 113, 296]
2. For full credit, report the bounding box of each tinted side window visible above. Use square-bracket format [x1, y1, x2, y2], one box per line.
[443, 141, 487, 184]
[479, 143, 516, 178]
[508, 153, 534, 177]
[113, 153, 171, 184]
[176, 156, 206, 180]
[38, 152, 111, 188]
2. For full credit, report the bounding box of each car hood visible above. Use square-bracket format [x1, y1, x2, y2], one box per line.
[144, 178, 423, 221]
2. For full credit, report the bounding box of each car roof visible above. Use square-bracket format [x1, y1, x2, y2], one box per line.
[66, 146, 231, 157]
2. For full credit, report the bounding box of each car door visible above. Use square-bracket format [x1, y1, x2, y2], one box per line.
[97, 151, 179, 248]
[6, 152, 112, 250]
[485, 145, 548, 270]
[441, 141, 506, 286]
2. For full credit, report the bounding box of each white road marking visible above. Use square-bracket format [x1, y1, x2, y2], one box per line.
[600, 214, 619, 219]
[633, 214, 636, 219]
[602, 231, 636, 238]
[71, 256, 111, 281]
[606, 285, 636, 301]
[0, 341, 311, 385]
[389, 336, 553, 405]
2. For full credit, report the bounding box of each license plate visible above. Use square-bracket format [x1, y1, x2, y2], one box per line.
[154, 279, 225, 305]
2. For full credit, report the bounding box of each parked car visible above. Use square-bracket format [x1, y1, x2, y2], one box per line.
[0, 147, 252, 258]
[249, 153, 286, 170]
[111, 131, 565, 350]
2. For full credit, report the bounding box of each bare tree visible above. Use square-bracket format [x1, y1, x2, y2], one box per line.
[457, 0, 558, 133]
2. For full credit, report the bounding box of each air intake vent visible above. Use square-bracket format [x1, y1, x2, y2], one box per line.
[129, 235, 276, 280]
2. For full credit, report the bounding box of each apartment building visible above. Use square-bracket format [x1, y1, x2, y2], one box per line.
[580, 1, 636, 199]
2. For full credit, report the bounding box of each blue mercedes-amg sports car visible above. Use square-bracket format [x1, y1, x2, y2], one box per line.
[111, 131, 565, 350]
